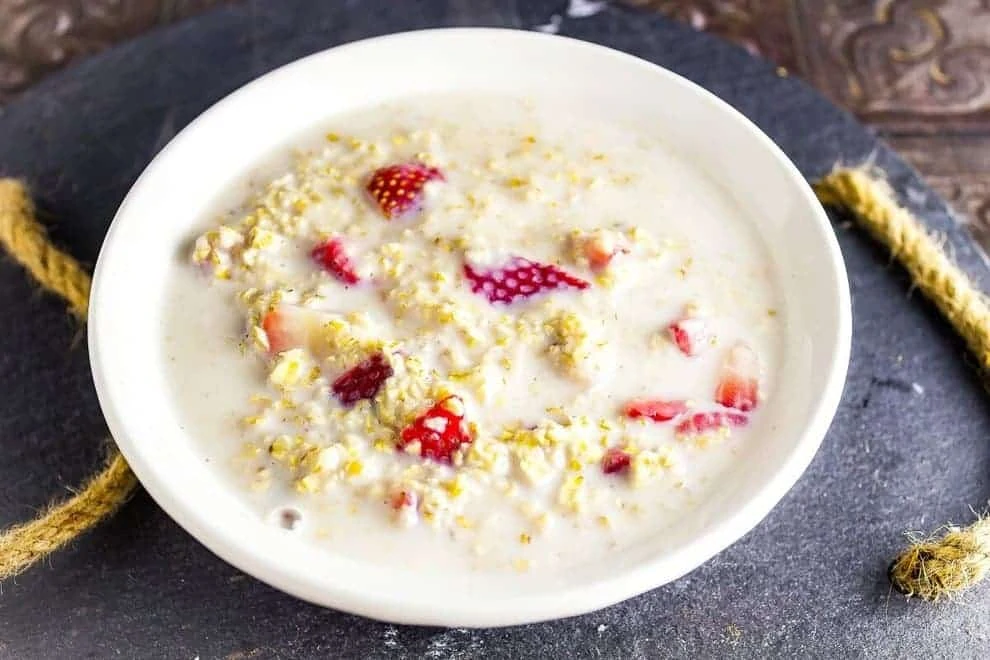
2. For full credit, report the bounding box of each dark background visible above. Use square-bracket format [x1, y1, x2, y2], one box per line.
[1, 1, 989, 658]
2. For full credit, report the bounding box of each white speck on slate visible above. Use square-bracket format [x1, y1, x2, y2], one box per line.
[905, 185, 926, 206]
[912, 382, 924, 394]
[534, 14, 562, 34]
[566, 0, 608, 18]
[598, 624, 608, 633]
[421, 628, 485, 658]
[384, 625, 398, 648]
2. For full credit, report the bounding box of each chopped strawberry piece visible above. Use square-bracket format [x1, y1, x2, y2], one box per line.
[366, 162, 444, 219]
[258, 305, 345, 358]
[602, 447, 632, 475]
[624, 399, 688, 423]
[463, 256, 589, 305]
[675, 411, 748, 436]
[586, 243, 615, 271]
[715, 343, 761, 411]
[261, 308, 303, 354]
[668, 318, 711, 356]
[389, 489, 419, 526]
[575, 231, 627, 271]
[331, 352, 393, 407]
[311, 237, 360, 285]
[390, 490, 416, 511]
[398, 396, 473, 463]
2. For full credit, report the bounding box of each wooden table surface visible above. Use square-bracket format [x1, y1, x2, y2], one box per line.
[1, 0, 987, 245]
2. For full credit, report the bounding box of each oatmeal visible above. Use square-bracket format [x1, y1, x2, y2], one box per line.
[164, 94, 782, 574]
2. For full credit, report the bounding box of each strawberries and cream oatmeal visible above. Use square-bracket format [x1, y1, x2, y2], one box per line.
[165, 94, 781, 574]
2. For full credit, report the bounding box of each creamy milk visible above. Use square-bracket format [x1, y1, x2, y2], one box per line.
[163, 94, 782, 575]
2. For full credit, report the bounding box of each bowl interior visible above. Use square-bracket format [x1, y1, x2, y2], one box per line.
[90, 28, 849, 626]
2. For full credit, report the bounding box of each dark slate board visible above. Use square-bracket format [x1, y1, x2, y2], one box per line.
[1, 1, 989, 658]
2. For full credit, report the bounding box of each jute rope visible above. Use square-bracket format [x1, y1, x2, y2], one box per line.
[814, 168, 990, 601]
[0, 169, 988, 600]
[0, 179, 137, 580]
[814, 170, 990, 374]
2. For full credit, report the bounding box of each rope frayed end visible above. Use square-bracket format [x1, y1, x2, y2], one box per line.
[888, 518, 990, 601]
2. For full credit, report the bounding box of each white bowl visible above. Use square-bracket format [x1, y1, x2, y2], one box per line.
[89, 28, 850, 627]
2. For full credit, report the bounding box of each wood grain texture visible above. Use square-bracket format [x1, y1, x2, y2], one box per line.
[796, 0, 990, 131]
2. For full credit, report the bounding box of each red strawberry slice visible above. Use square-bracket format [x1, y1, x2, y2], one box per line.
[311, 237, 360, 285]
[624, 399, 688, 423]
[366, 162, 444, 219]
[715, 343, 760, 411]
[331, 352, 393, 407]
[464, 256, 590, 304]
[398, 396, 473, 463]
[601, 447, 632, 475]
[262, 307, 305, 355]
[668, 318, 711, 357]
[675, 411, 748, 436]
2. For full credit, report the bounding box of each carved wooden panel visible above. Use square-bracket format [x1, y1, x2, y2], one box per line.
[795, 0, 990, 131]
